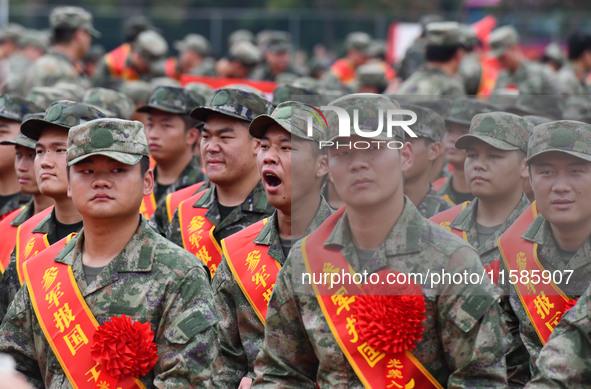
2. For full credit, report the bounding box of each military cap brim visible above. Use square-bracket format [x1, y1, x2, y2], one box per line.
[190, 106, 250, 124]
[0, 133, 36, 149]
[68, 151, 142, 167]
[21, 118, 69, 140]
[136, 103, 187, 115]
[527, 149, 591, 164]
[455, 134, 520, 151]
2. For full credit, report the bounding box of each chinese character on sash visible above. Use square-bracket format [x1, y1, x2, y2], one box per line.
[45, 282, 63, 308]
[331, 286, 355, 315]
[54, 303, 76, 333]
[252, 265, 270, 289]
[346, 316, 358, 343]
[63, 324, 88, 355]
[245, 250, 261, 273]
[357, 341, 385, 367]
[188, 216, 206, 234]
[197, 246, 212, 265]
[534, 291, 554, 319]
[263, 284, 275, 303]
[42, 267, 59, 291]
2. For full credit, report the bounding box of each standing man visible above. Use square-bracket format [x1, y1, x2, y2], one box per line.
[253, 94, 508, 387]
[135, 86, 205, 229]
[213, 101, 332, 388]
[397, 22, 466, 96]
[0, 118, 221, 387]
[23, 6, 98, 95]
[499, 120, 591, 375]
[0, 101, 106, 321]
[401, 104, 451, 217]
[167, 88, 274, 277]
[328, 32, 371, 86]
[174, 33, 216, 76]
[556, 31, 591, 96]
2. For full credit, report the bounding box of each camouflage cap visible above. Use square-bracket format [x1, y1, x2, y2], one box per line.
[67, 118, 149, 166]
[120, 81, 152, 106]
[184, 82, 214, 103]
[53, 81, 86, 101]
[356, 63, 387, 89]
[272, 84, 322, 106]
[83, 87, 135, 120]
[367, 40, 387, 58]
[426, 21, 465, 47]
[49, 6, 100, 37]
[191, 88, 273, 123]
[401, 104, 445, 142]
[223, 84, 265, 98]
[489, 26, 519, 58]
[414, 99, 452, 118]
[21, 101, 107, 140]
[21, 29, 49, 51]
[138, 86, 204, 115]
[527, 120, 591, 162]
[460, 24, 479, 50]
[0, 24, 24, 44]
[506, 94, 564, 120]
[419, 14, 444, 31]
[0, 132, 37, 149]
[134, 30, 168, 61]
[543, 42, 565, 67]
[265, 32, 292, 53]
[524, 115, 552, 126]
[324, 93, 403, 142]
[563, 95, 591, 123]
[149, 76, 181, 89]
[445, 98, 499, 127]
[345, 32, 372, 54]
[249, 101, 325, 143]
[174, 33, 210, 56]
[228, 41, 262, 66]
[456, 112, 532, 152]
[228, 29, 255, 47]
[0, 95, 43, 123]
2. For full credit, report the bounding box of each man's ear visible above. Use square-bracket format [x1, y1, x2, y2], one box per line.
[143, 168, 154, 197]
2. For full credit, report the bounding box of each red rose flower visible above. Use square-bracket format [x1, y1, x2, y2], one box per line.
[91, 315, 158, 379]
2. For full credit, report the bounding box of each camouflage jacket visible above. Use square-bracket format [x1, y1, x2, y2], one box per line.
[10, 199, 36, 227]
[396, 65, 466, 97]
[458, 52, 483, 96]
[0, 217, 221, 388]
[166, 181, 274, 248]
[253, 199, 508, 388]
[397, 38, 427, 81]
[250, 63, 303, 82]
[436, 176, 474, 206]
[450, 193, 530, 267]
[0, 191, 31, 219]
[212, 198, 333, 388]
[151, 156, 206, 232]
[186, 58, 217, 77]
[527, 281, 591, 388]
[416, 183, 453, 218]
[23, 49, 88, 95]
[500, 214, 591, 371]
[556, 62, 591, 96]
[492, 60, 559, 95]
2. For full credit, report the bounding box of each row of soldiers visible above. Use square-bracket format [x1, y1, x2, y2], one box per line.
[0, 4, 590, 389]
[0, 82, 589, 387]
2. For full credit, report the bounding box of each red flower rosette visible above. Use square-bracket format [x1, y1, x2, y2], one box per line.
[91, 315, 158, 379]
[352, 272, 426, 355]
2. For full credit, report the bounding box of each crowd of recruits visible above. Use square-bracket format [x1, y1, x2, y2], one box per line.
[0, 5, 590, 389]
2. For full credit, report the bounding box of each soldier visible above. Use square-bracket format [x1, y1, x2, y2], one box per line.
[397, 14, 443, 81]
[82, 87, 136, 120]
[252, 93, 508, 387]
[213, 101, 332, 388]
[498, 120, 591, 377]
[216, 41, 261, 79]
[120, 80, 153, 127]
[133, 86, 205, 228]
[0, 102, 106, 321]
[457, 24, 484, 96]
[328, 32, 371, 86]
[27, 86, 77, 111]
[0, 118, 221, 387]
[397, 21, 466, 96]
[436, 98, 499, 205]
[401, 104, 451, 217]
[490, 26, 559, 95]
[174, 33, 216, 76]
[93, 30, 169, 86]
[166, 88, 274, 277]
[22, 6, 98, 95]
[556, 31, 591, 96]
[355, 63, 388, 94]
[0, 95, 38, 219]
[251, 32, 302, 82]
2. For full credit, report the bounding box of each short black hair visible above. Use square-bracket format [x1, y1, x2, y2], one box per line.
[180, 114, 200, 132]
[51, 27, 78, 45]
[568, 31, 591, 60]
[425, 44, 461, 62]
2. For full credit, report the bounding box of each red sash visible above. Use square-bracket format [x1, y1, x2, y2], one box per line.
[105, 44, 139, 81]
[0, 207, 25, 273]
[429, 202, 469, 241]
[498, 201, 576, 344]
[222, 219, 281, 324]
[140, 193, 157, 220]
[178, 190, 222, 277]
[164, 57, 179, 80]
[300, 208, 442, 388]
[432, 177, 447, 192]
[165, 182, 206, 223]
[24, 235, 145, 389]
[330, 59, 356, 85]
[15, 206, 54, 285]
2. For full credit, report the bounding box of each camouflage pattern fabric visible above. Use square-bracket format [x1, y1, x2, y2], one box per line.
[0, 217, 221, 388]
[397, 65, 466, 97]
[22, 49, 89, 96]
[527, 119, 591, 163]
[416, 183, 453, 218]
[191, 88, 273, 123]
[458, 52, 483, 95]
[492, 60, 559, 96]
[0, 192, 31, 219]
[138, 86, 205, 115]
[556, 62, 591, 96]
[253, 199, 508, 387]
[82, 87, 136, 120]
[212, 200, 333, 387]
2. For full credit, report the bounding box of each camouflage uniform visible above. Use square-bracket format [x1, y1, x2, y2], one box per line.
[458, 52, 482, 96]
[417, 183, 452, 217]
[556, 62, 591, 96]
[253, 201, 508, 388]
[397, 22, 467, 97]
[500, 120, 591, 375]
[135, 86, 206, 232]
[397, 14, 443, 81]
[527, 281, 591, 388]
[174, 34, 217, 76]
[253, 93, 507, 388]
[22, 7, 98, 95]
[82, 87, 136, 119]
[0, 118, 221, 388]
